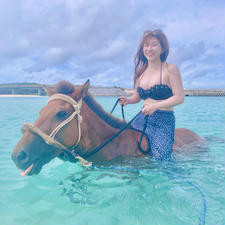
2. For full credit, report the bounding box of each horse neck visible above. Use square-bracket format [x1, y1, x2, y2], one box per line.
[79, 103, 118, 150]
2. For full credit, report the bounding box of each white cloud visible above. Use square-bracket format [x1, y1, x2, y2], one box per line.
[0, 0, 224, 88]
[91, 38, 128, 60]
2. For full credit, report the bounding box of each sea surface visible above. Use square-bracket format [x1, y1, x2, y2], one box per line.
[0, 96, 224, 225]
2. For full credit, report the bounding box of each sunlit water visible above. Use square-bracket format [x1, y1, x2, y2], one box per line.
[0, 96, 224, 225]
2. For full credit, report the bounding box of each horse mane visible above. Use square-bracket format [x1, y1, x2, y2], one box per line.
[56, 80, 127, 129]
[84, 93, 127, 129]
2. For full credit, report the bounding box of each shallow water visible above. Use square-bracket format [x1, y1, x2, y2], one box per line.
[0, 96, 224, 225]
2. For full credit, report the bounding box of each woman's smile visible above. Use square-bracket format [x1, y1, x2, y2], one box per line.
[145, 52, 154, 57]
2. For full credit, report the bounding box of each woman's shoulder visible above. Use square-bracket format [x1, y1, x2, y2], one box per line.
[165, 63, 180, 77]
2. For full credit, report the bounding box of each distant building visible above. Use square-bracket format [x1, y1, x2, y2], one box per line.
[0, 84, 46, 95]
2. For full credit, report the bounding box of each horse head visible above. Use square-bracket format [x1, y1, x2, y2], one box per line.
[11, 80, 90, 176]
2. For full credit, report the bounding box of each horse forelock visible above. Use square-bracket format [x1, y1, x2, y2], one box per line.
[84, 93, 127, 129]
[56, 80, 75, 95]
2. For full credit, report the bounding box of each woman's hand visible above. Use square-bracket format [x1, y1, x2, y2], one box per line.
[119, 96, 130, 106]
[142, 102, 158, 115]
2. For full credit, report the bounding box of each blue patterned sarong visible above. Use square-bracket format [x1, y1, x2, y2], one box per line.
[131, 110, 175, 160]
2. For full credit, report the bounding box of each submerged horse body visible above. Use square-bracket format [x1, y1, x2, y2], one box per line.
[11, 80, 200, 176]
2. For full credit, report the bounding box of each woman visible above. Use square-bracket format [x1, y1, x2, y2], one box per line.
[120, 29, 184, 160]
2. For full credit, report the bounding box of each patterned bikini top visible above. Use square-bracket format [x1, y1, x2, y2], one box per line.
[137, 63, 173, 100]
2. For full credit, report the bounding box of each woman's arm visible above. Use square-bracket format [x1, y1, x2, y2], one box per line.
[120, 77, 141, 106]
[155, 64, 184, 109]
[120, 89, 141, 106]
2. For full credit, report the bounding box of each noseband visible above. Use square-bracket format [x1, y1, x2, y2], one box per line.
[21, 94, 89, 164]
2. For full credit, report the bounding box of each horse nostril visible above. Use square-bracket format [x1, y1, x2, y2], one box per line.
[17, 151, 29, 163]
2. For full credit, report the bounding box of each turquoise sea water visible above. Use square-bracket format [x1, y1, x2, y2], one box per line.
[0, 96, 224, 225]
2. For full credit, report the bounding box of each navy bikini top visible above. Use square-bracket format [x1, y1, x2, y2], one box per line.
[137, 63, 173, 100]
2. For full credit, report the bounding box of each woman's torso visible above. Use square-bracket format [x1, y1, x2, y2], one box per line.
[137, 63, 174, 111]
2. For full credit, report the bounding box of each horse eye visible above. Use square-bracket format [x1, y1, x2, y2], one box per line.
[56, 110, 69, 120]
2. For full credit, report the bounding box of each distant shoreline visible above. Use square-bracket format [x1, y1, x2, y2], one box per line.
[0, 92, 225, 97]
[0, 95, 46, 97]
[0, 85, 224, 97]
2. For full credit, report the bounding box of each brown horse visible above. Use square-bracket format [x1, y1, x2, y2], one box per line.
[11, 80, 200, 176]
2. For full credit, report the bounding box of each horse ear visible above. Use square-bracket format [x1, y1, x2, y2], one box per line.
[81, 79, 90, 97]
[43, 85, 56, 96]
[72, 79, 90, 100]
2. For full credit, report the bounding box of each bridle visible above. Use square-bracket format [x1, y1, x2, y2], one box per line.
[48, 94, 82, 146]
[21, 94, 87, 164]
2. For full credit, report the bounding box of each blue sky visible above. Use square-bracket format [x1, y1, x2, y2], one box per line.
[0, 0, 224, 88]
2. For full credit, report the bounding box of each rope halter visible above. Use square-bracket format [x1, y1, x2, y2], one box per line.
[21, 94, 83, 160]
[48, 94, 82, 146]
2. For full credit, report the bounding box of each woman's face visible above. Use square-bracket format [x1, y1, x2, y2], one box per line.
[143, 37, 162, 62]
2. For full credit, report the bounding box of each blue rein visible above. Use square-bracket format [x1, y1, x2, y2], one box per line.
[96, 98, 207, 225]
[71, 97, 207, 225]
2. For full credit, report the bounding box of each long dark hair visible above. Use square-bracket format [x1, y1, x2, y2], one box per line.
[134, 29, 169, 86]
